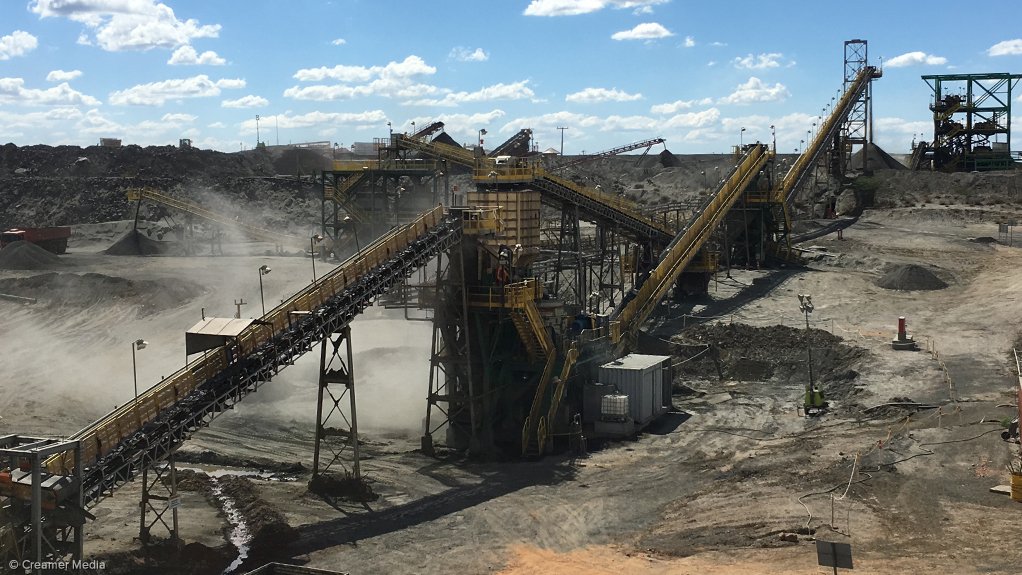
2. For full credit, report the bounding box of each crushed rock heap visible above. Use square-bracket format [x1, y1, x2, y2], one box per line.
[876, 264, 948, 291]
[0, 241, 66, 270]
[105, 229, 171, 256]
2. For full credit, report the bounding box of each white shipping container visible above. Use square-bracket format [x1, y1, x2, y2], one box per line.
[598, 354, 671, 427]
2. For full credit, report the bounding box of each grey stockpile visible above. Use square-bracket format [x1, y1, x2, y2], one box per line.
[658, 149, 681, 168]
[849, 143, 907, 171]
[0, 240, 66, 270]
[104, 229, 170, 255]
[876, 264, 948, 291]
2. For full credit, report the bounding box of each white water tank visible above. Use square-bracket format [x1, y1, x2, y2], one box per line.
[601, 394, 629, 421]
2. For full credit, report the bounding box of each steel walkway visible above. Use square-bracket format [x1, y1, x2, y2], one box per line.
[45, 206, 461, 507]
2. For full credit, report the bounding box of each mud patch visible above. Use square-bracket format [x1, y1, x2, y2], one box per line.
[94, 539, 233, 575]
[671, 323, 867, 399]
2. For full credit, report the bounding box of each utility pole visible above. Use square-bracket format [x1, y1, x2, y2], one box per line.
[557, 126, 568, 156]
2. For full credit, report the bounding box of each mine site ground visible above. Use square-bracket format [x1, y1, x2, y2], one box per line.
[2, 146, 1022, 574]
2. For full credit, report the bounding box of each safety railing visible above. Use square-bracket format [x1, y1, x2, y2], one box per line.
[47, 205, 450, 475]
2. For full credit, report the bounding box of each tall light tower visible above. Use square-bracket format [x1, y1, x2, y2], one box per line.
[557, 126, 568, 156]
[255, 114, 261, 147]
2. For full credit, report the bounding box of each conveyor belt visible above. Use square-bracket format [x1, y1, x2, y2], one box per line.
[550, 138, 665, 172]
[777, 65, 880, 205]
[46, 206, 461, 507]
[610, 144, 771, 342]
[128, 188, 302, 247]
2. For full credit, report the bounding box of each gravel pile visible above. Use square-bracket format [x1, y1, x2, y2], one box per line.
[659, 149, 681, 167]
[104, 229, 170, 255]
[876, 264, 948, 291]
[0, 272, 203, 316]
[850, 143, 907, 171]
[0, 241, 65, 270]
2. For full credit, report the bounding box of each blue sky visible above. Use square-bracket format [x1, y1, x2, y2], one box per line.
[1, 0, 1020, 155]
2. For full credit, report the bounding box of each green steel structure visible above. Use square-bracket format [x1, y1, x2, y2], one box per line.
[920, 73, 1022, 172]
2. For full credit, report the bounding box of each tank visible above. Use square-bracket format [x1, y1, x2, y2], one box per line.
[600, 394, 629, 421]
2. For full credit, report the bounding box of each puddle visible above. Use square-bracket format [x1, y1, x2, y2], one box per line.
[177, 465, 299, 482]
[210, 476, 251, 574]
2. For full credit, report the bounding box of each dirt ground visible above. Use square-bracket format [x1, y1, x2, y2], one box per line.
[2, 152, 1022, 574]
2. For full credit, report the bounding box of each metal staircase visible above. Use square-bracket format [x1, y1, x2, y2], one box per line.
[324, 173, 370, 223]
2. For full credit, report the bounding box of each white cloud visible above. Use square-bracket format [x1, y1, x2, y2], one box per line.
[46, 69, 83, 82]
[874, 117, 930, 135]
[566, 87, 642, 103]
[208, 121, 225, 129]
[0, 30, 39, 60]
[524, 0, 668, 17]
[449, 47, 489, 62]
[988, 39, 1022, 57]
[29, 0, 220, 52]
[611, 22, 673, 41]
[244, 110, 390, 132]
[109, 75, 245, 106]
[732, 53, 784, 70]
[650, 98, 711, 114]
[719, 77, 790, 105]
[331, 38, 346, 46]
[710, 41, 727, 47]
[222, 95, 268, 108]
[168, 45, 226, 65]
[664, 108, 720, 128]
[161, 112, 195, 123]
[0, 78, 102, 106]
[885, 51, 947, 68]
[293, 55, 435, 82]
[683, 36, 695, 48]
[404, 80, 535, 107]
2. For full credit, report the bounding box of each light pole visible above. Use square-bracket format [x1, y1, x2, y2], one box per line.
[557, 126, 568, 156]
[700, 170, 706, 189]
[310, 234, 323, 281]
[740, 126, 746, 149]
[797, 293, 821, 413]
[255, 114, 260, 147]
[131, 339, 148, 403]
[258, 264, 271, 315]
[478, 128, 487, 149]
[769, 125, 776, 155]
[343, 215, 360, 255]
[387, 121, 392, 139]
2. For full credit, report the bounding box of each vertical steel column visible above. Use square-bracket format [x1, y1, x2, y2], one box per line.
[139, 456, 179, 544]
[843, 40, 870, 172]
[312, 326, 361, 480]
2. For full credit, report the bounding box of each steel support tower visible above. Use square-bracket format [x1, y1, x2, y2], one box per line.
[842, 39, 873, 173]
[921, 73, 1022, 172]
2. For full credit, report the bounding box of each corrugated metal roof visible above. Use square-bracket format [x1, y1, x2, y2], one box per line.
[600, 353, 671, 372]
[185, 317, 257, 355]
[186, 317, 255, 338]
